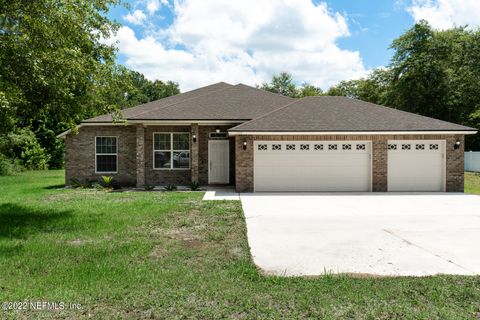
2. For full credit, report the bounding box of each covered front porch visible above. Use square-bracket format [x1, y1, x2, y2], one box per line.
[134, 123, 236, 188]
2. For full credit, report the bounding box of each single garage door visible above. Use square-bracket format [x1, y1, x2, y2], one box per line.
[387, 140, 445, 192]
[254, 141, 371, 192]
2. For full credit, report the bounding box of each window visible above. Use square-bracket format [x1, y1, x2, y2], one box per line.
[153, 133, 190, 169]
[342, 144, 352, 150]
[286, 144, 295, 150]
[300, 144, 309, 150]
[356, 144, 366, 150]
[402, 144, 411, 150]
[272, 144, 281, 151]
[96, 137, 117, 173]
[416, 144, 425, 150]
[314, 144, 323, 150]
[258, 144, 268, 151]
[209, 132, 228, 139]
[430, 144, 439, 150]
[328, 144, 338, 150]
[388, 144, 397, 150]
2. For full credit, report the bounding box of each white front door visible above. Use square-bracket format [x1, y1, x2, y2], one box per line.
[208, 140, 230, 184]
[254, 141, 372, 192]
[387, 140, 445, 192]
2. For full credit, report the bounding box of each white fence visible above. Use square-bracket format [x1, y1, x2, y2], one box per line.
[465, 152, 480, 172]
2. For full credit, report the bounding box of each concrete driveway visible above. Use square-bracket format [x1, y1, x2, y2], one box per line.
[240, 193, 480, 276]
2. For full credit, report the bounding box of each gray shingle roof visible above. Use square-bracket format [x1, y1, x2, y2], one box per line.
[83, 82, 294, 122]
[229, 96, 477, 132]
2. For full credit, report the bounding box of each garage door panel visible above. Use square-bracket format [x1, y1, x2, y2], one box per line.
[254, 141, 371, 192]
[387, 140, 445, 192]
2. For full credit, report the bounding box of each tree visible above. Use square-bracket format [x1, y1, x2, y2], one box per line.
[260, 72, 299, 97]
[326, 68, 392, 105]
[0, 0, 180, 170]
[386, 21, 480, 149]
[259, 72, 323, 98]
[298, 83, 323, 97]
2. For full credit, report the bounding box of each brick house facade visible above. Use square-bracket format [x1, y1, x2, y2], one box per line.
[61, 82, 476, 193]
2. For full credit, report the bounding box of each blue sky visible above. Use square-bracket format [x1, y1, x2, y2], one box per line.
[105, 0, 479, 90]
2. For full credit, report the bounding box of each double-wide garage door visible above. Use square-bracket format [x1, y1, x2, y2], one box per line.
[253, 140, 446, 192]
[254, 141, 371, 192]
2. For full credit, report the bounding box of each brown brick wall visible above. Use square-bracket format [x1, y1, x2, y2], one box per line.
[446, 135, 465, 192]
[234, 134, 465, 192]
[66, 124, 237, 187]
[65, 125, 137, 186]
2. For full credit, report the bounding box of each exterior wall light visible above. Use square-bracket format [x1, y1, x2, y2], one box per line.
[454, 140, 461, 150]
[243, 140, 247, 150]
[192, 133, 197, 143]
[215, 127, 221, 133]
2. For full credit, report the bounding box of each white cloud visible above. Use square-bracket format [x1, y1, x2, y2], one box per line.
[408, 0, 480, 29]
[123, 10, 147, 25]
[114, 0, 367, 91]
[146, 0, 168, 15]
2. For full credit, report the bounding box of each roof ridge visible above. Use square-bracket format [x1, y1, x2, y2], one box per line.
[229, 97, 302, 131]
[130, 81, 235, 120]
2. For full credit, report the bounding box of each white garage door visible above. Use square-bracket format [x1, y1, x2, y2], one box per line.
[387, 140, 445, 192]
[254, 141, 371, 192]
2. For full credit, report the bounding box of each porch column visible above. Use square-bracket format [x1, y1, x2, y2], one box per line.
[191, 123, 199, 183]
[136, 124, 145, 188]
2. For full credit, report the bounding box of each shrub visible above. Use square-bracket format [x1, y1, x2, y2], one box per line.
[0, 154, 23, 176]
[144, 184, 155, 191]
[0, 128, 50, 170]
[163, 184, 177, 191]
[189, 181, 200, 191]
[70, 178, 82, 188]
[101, 176, 114, 188]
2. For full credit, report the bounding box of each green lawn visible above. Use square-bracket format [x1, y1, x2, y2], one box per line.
[1, 171, 480, 319]
[465, 172, 480, 195]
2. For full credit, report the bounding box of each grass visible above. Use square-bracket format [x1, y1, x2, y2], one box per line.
[465, 172, 480, 195]
[0, 171, 479, 319]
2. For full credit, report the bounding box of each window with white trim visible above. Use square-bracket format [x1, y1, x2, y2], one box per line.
[96, 136, 117, 173]
[153, 133, 190, 169]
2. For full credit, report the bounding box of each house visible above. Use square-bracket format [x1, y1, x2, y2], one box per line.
[59, 82, 477, 192]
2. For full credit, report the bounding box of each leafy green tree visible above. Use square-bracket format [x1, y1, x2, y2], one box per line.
[260, 72, 299, 98]
[386, 21, 480, 149]
[298, 83, 323, 97]
[326, 68, 392, 105]
[260, 72, 323, 98]
[0, 0, 180, 170]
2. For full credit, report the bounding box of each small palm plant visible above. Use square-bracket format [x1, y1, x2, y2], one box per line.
[101, 176, 114, 188]
[163, 184, 177, 191]
[189, 181, 200, 191]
